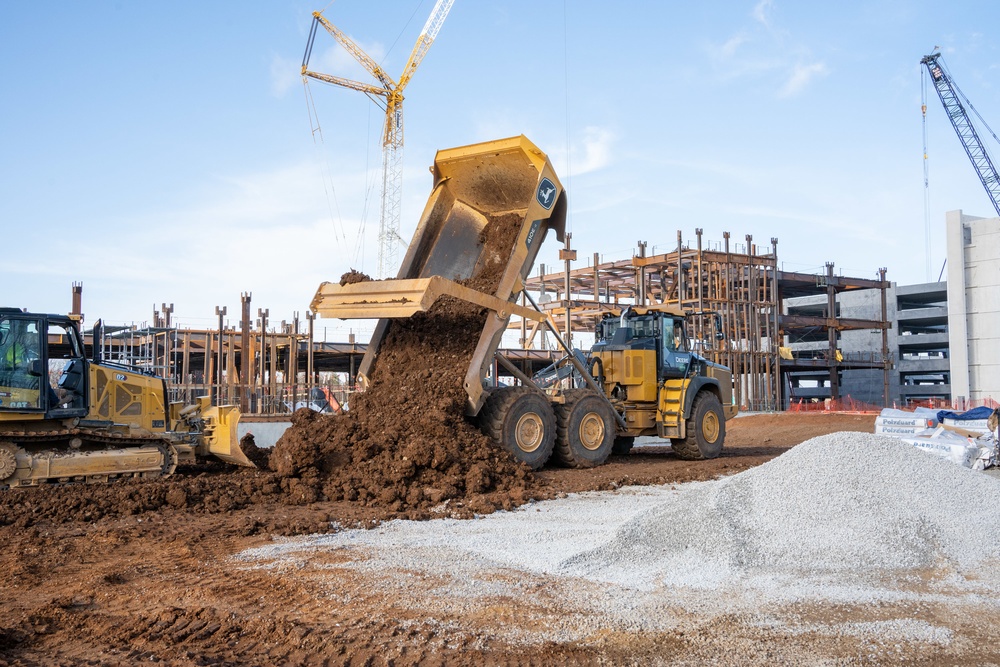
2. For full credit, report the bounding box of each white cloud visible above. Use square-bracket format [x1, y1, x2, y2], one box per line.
[13, 159, 383, 327]
[752, 0, 774, 27]
[720, 33, 748, 58]
[779, 61, 829, 97]
[573, 127, 615, 175]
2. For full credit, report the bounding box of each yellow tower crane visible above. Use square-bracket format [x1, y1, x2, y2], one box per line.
[302, 0, 455, 278]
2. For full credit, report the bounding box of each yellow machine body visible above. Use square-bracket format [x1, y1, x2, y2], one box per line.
[592, 304, 737, 441]
[0, 309, 252, 488]
[88, 363, 169, 432]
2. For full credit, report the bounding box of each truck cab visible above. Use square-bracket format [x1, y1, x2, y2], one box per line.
[591, 305, 735, 457]
[593, 307, 694, 383]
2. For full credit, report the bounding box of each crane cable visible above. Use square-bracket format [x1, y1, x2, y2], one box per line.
[921, 67, 932, 282]
[563, 0, 572, 235]
[354, 105, 380, 269]
[303, 78, 347, 244]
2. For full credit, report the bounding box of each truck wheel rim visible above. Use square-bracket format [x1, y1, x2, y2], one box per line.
[579, 413, 606, 451]
[702, 412, 720, 443]
[515, 413, 544, 453]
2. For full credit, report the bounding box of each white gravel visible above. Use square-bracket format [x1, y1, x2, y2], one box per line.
[564, 431, 1000, 589]
[236, 432, 1000, 654]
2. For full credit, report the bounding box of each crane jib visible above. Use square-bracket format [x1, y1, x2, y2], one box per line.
[921, 53, 1000, 217]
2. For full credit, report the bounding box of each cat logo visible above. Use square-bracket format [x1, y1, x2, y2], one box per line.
[536, 177, 556, 210]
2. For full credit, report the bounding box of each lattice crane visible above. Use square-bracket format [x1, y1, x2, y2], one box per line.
[302, 1, 456, 278]
[921, 53, 1000, 217]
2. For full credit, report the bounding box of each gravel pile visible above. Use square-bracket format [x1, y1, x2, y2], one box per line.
[564, 431, 1000, 589]
[237, 432, 1000, 651]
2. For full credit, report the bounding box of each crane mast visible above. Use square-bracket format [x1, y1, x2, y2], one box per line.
[920, 53, 1000, 217]
[302, 1, 455, 278]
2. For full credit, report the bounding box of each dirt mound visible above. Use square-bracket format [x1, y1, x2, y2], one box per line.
[239, 433, 271, 469]
[271, 212, 535, 518]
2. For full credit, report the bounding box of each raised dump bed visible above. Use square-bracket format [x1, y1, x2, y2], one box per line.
[311, 135, 565, 416]
[313, 135, 734, 472]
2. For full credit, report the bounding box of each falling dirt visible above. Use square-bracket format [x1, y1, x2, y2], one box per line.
[271, 211, 533, 519]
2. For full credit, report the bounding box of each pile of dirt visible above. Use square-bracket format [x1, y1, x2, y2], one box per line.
[270, 212, 535, 518]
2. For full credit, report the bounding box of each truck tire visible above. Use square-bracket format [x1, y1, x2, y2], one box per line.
[611, 436, 635, 456]
[479, 386, 556, 470]
[553, 390, 616, 468]
[672, 391, 725, 460]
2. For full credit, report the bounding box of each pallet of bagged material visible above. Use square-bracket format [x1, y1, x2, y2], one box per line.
[874, 411, 935, 438]
[878, 407, 939, 423]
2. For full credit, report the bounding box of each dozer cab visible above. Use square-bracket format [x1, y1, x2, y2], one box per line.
[0, 308, 253, 488]
[310, 135, 737, 470]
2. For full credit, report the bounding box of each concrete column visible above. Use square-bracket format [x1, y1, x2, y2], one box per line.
[945, 210, 970, 403]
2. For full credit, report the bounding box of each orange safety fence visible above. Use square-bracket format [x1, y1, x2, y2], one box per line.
[787, 396, 884, 414]
[788, 395, 999, 414]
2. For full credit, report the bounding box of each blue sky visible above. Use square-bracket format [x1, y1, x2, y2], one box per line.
[2, 1, 998, 338]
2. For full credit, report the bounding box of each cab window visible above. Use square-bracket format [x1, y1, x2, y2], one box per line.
[48, 321, 86, 411]
[0, 317, 44, 410]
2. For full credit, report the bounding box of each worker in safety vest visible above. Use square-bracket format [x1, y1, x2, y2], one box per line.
[0, 333, 41, 410]
[4, 342, 32, 368]
[0, 334, 65, 408]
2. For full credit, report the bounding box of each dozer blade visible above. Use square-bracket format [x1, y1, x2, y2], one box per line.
[201, 404, 255, 467]
[311, 275, 545, 322]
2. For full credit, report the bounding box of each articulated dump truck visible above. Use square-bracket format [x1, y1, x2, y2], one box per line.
[311, 135, 737, 470]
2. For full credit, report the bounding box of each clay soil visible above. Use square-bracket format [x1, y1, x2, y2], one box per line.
[0, 412, 892, 666]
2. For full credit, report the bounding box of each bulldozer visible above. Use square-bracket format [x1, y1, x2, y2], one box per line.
[310, 135, 737, 469]
[0, 308, 253, 488]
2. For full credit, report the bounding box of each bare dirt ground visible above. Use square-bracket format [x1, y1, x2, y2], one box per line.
[3, 412, 964, 667]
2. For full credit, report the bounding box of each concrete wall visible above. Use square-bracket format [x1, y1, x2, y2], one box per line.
[784, 281, 951, 406]
[783, 288, 896, 406]
[947, 210, 1000, 403]
[895, 282, 950, 403]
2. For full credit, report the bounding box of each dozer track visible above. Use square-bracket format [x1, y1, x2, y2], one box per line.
[0, 426, 179, 489]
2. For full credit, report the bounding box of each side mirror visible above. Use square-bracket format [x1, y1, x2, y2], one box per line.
[715, 331, 724, 341]
[27, 358, 44, 377]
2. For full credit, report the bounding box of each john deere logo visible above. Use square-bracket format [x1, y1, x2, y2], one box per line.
[536, 178, 556, 210]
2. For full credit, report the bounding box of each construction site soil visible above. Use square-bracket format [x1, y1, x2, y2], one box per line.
[1, 215, 965, 665]
[0, 413, 897, 666]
